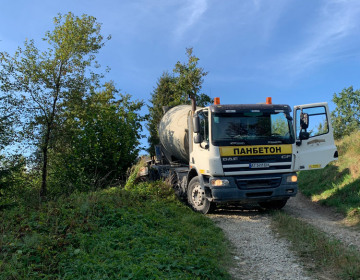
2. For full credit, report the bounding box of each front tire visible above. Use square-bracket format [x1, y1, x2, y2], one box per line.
[187, 176, 214, 214]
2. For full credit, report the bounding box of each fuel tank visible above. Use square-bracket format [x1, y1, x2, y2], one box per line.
[158, 105, 192, 164]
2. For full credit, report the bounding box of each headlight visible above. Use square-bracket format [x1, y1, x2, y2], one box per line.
[286, 174, 297, 183]
[210, 179, 230, 187]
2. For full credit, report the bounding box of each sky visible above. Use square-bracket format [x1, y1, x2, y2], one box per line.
[1, 0, 360, 150]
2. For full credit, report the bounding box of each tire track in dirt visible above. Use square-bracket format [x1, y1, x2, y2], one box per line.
[284, 192, 360, 252]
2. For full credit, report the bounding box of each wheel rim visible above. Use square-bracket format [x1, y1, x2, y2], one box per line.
[191, 184, 205, 207]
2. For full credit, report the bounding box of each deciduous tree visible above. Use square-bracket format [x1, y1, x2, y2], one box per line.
[147, 72, 179, 156]
[0, 95, 14, 150]
[49, 82, 144, 195]
[331, 86, 360, 139]
[173, 47, 212, 109]
[147, 48, 211, 155]
[0, 12, 110, 198]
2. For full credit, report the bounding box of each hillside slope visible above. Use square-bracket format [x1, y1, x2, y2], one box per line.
[298, 131, 360, 225]
[0, 181, 231, 279]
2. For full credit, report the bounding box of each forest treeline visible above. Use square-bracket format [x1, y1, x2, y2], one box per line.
[1, 12, 360, 207]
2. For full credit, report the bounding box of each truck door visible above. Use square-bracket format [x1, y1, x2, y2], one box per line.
[293, 102, 338, 171]
[192, 109, 211, 174]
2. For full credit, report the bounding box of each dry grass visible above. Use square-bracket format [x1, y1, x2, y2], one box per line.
[298, 130, 360, 225]
[337, 131, 360, 177]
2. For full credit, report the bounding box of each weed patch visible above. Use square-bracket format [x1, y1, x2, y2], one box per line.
[298, 131, 360, 225]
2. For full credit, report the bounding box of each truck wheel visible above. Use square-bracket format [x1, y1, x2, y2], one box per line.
[259, 199, 288, 210]
[187, 176, 214, 214]
[169, 171, 182, 197]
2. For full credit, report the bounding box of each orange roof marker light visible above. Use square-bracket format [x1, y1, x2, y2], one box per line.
[214, 97, 220, 105]
[266, 97, 272, 104]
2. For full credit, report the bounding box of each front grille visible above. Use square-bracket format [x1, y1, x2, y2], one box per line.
[222, 154, 291, 164]
[224, 165, 291, 172]
[221, 154, 292, 173]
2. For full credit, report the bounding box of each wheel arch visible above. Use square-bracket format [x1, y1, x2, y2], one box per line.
[186, 168, 203, 190]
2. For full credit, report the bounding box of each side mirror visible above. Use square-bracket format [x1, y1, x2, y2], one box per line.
[194, 134, 203, 144]
[193, 115, 201, 133]
[300, 112, 309, 129]
[299, 131, 310, 140]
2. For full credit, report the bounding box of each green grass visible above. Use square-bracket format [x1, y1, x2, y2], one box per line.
[298, 131, 360, 225]
[0, 181, 231, 279]
[272, 211, 360, 280]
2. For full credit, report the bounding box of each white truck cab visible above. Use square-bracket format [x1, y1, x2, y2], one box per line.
[186, 98, 338, 213]
[153, 97, 337, 213]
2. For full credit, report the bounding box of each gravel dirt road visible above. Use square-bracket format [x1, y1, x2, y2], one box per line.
[209, 193, 360, 280]
[209, 208, 312, 280]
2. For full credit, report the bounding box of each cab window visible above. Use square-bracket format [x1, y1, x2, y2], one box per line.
[198, 110, 209, 142]
[296, 106, 328, 139]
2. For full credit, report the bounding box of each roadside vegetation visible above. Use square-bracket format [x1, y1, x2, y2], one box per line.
[0, 13, 144, 203]
[271, 124, 360, 279]
[298, 130, 360, 226]
[272, 211, 360, 280]
[0, 165, 231, 279]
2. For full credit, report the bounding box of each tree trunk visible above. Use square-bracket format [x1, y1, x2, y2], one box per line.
[190, 94, 196, 113]
[40, 75, 60, 200]
[40, 124, 51, 200]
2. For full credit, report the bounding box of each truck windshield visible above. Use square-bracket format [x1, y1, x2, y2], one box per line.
[211, 112, 295, 146]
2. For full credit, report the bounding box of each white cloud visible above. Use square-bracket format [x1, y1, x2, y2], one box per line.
[282, 0, 360, 76]
[173, 0, 208, 40]
[205, 0, 360, 87]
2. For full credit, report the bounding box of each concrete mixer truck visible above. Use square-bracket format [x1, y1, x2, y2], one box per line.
[143, 97, 338, 214]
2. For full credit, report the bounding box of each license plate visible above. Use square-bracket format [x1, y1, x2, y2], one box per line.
[249, 163, 270, 168]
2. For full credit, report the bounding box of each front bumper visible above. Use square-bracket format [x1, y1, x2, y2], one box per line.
[207, 173, 298, 203]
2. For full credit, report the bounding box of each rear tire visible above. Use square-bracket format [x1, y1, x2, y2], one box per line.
[259, 199, 288, 210]
[187, 176, 214, 214]
[169, 171, 182, 198]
